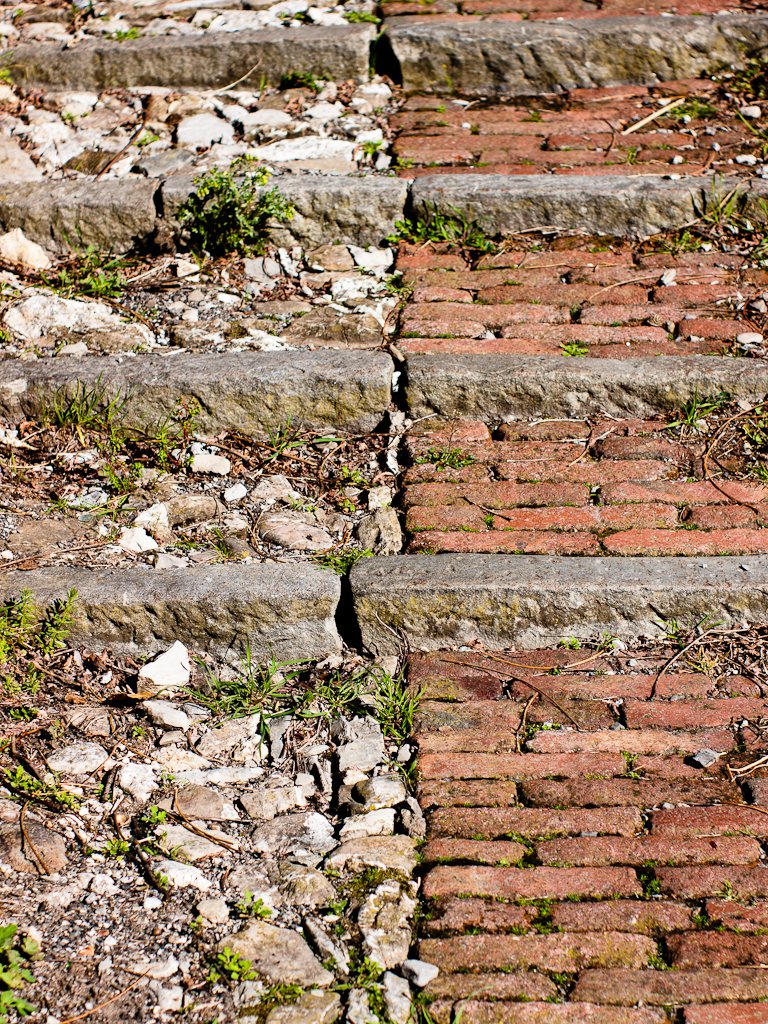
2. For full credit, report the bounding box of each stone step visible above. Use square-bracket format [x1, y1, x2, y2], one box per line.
[0, 175, 408, 255]
[0, 563, 341, 663]
[349, 553, 768, 653]
[0, 350, 394, 435]
[4, 171, 764, 254]
[404, 354, 768, 423]
[382, 13, 768, 96]
[7, 23, 374, 92]
[409, 174, 768, 240]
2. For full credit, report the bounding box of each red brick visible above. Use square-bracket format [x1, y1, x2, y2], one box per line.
[656, 867, 768, 899]
[678, 318, 745, 341]
[580, 304, 682, 326]
[422, 838, 527, 865]
[412, 286, 474, 303]
[404, 480, 588, 508]
[685, 1007, 768, 1024]
[478, 251, 630, 270]
[572, 968, 768, 1006]
[508, 672, 713, 702]
[406, 504, 489, 533]
[684, 505, 759, 529]
[414, 698, 613, 736]
[746, 780, 768, 807]
[651, 806, 768, 838]
[547, 131, 689, 151]
[418, 751, 626, 780]
[410, 530, 601, 554]
[625, 697, 768, 731]
[477, 284, 649, 305]
[419, 931, 655, 973]
[417, 779, 518, 809]
[518, 778, 741, 808]
[400, 317, 488, 338]
[551, 900, 694, 935]
[669, 932, 768, 969]
[423, 971, 555, 1002]
[498, 324, 669, 345]
[527, 728, 733, 755]
[651, 285, 739, 306]
[494, 458, 676, 485]
[597, 436, 691, 462]
[602, 528, 768, 557]
[705, 900, 768, 932]
[536, 835, 761, 867]
[422, 898, 533, 937]
[407, 652, 504, 701]
[426, 806, 641, 840]
[601, 480, 768, 506]
[634, 756, 728, 780]
[427, 1003, 669, 1024]
[422, 864, 642, 900]
[404, 301, 571, 327]
[395, 248, 468, 271]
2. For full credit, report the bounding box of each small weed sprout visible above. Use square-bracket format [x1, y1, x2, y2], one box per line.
[560, 341, 589, 358]
[414, 448, 476, 470]
[179, 159, 294, 258]
[0, 924, 42, 1024]
[209, 947, 259, 984]
[388, 201, 494, 252]
[234, 891, 272, 920]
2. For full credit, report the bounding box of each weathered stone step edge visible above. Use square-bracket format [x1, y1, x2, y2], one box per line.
[404, 354, 768, 422]
[0, 350, 395, 436]
[382, 13, 768, 96]
[3, 173, 765, 255]
[349, 553, 768, 654]
[0, 564, 342, 662]
[0, 176, 410, 255]
[408, 175, 768, 243]
[6, 24, 375, 92]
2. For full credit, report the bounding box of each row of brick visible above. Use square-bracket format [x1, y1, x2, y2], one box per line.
[382, 0, 762, 25]
[412, 643, 768, 1020]
[390, 78, 761, 183]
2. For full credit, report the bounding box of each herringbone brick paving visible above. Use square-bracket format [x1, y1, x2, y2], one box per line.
[410, 648, 768, 1022]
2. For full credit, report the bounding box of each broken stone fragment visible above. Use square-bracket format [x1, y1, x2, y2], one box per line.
[258, 511, 333, 552]
[217, 921, 333, 987]
[138, 641, 191, 695]
[358, 879, 416, 969]
[0, 227, 49, 268]
[278, 861, 337, 908]
[0, 818, 68, 874]
[47, 741, 108, 775]
[355, 507, 403, 555]
[326, 835, 417, 876]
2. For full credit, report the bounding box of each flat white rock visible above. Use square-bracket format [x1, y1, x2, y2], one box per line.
[0, 228, 49, 268]
[156, 859, 212, 891]
[401, 960, 440, 987]
[191, 452, 231, 475]
[138, 640, 191, 694]
[47, 741, 107, 775]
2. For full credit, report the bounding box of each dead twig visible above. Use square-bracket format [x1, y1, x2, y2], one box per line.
[440, 657, 582, 730]
[58, 969, 152, 1024]
[515, 693, 537, 754]
[19, 800, 50, 875]
[621, 96, 686, 135]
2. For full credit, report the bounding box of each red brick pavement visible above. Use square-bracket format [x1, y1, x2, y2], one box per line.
[412, 649, 768, 1021]
[388, 79, 764, 179]
[402, 415, 768, 556]
[397, 245, 767, 363]
[381, 0, 765, 23]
